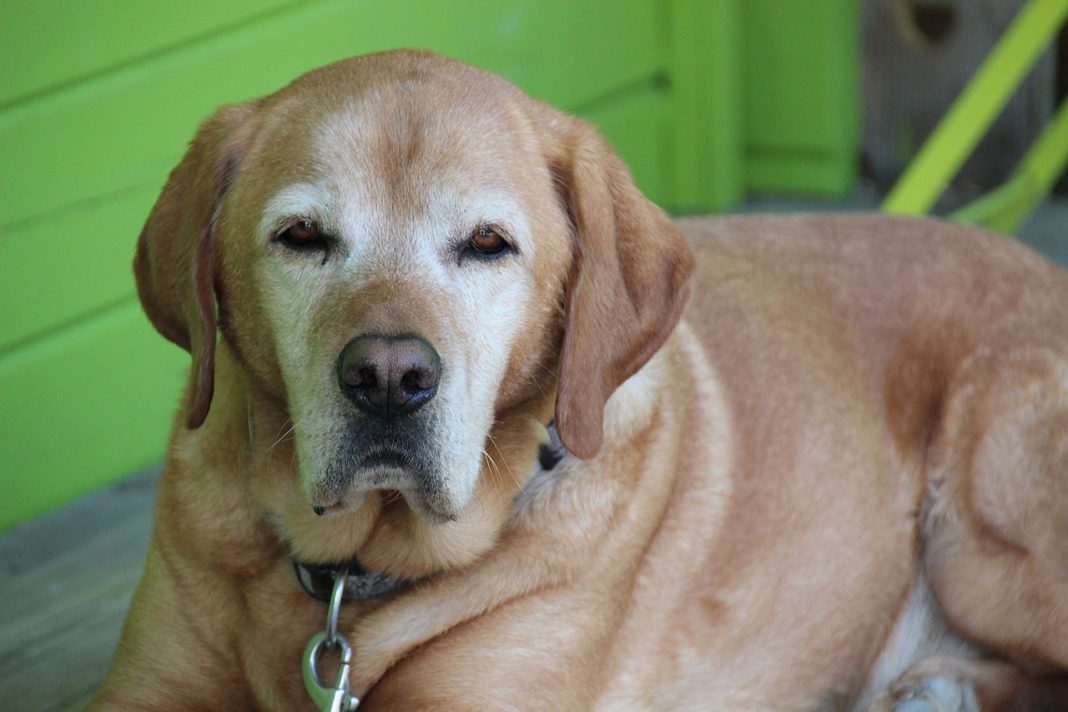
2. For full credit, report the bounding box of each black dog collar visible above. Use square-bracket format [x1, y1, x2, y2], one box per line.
[538, 421, 567, 471]
[293, 559, 411, 602]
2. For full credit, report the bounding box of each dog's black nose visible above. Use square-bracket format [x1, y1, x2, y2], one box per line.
[337, 335, 441, 418]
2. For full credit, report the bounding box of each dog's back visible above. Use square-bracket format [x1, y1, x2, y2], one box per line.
[677, 214, 1068, 708]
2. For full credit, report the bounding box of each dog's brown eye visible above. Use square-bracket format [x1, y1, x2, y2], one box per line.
[469, 225, 507, 256]
[281, 219, 320, 246]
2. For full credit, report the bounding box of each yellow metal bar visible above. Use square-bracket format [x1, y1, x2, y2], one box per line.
[883, 0, 1068, 215]
[950, 174, 1033, 227]
[989, 97, 1068, 232]
[952, 98, 1068, 232]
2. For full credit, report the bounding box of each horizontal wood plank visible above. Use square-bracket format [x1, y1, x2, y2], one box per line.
[0, 186, 156, 352]
[0, 0, 299, 107]
[0, 0, 662, 227]
[0, 300, 185, 528]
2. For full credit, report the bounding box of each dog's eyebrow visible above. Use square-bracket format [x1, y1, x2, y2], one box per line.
[454, 195, 530, 242]
[259, 182, 333, 236]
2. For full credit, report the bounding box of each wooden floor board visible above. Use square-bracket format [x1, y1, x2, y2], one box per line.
[0, 469, 157, 711]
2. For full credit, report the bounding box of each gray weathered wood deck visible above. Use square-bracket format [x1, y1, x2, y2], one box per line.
[0, 470, 158, 711]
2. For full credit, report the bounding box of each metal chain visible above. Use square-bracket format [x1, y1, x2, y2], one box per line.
[303, 564, 361, 711]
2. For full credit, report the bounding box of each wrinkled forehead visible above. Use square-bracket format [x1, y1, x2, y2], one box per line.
[245, 76, 549, 227]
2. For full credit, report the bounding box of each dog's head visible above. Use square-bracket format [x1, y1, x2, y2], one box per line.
[135, 50, 692, 522]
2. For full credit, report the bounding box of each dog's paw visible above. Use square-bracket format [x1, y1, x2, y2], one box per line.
[890, 676, 978, 712]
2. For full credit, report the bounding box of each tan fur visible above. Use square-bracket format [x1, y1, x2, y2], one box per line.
[93, 51, 1068, 711]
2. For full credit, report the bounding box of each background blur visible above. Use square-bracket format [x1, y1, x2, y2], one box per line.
[0, 0, 1064, 530]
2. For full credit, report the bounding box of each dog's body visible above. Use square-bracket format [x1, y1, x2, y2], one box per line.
[93, 52, 1068, 711]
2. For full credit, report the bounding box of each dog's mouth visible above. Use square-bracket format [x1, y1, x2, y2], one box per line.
[312, 440, 460, 522]
[314, 479, 458, 523]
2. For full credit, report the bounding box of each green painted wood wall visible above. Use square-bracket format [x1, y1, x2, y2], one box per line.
[0, 0, 858, 529]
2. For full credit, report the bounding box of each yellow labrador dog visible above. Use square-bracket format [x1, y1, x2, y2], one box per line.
[93, 50, 1068, 711]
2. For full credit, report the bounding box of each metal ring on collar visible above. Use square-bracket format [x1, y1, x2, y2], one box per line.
[326, 563, 349, 645]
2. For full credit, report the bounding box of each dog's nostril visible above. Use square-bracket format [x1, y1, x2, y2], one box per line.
[400, 369, 425, 392]
[356, 367, 378, 390]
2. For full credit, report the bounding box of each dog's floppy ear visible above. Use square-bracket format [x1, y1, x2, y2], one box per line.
[550, 120, 694, 458]
[134, 103, 256, 429]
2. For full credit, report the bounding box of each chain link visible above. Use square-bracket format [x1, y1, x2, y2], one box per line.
[303, 565, 360, 711]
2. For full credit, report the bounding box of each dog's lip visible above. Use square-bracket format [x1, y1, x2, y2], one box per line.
[311, 453, 444, 517]
[311, 487, 457, 523]
[310, 491, 358, 516]
[398, 488, 460, 523]
[356, 447, 412, 471]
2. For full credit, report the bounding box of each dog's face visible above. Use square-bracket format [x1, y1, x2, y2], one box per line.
[224, 63, 572, 520]
[135, 51, 692, 524]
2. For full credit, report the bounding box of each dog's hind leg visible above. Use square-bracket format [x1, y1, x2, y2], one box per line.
[921, 345, 1068, 678]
